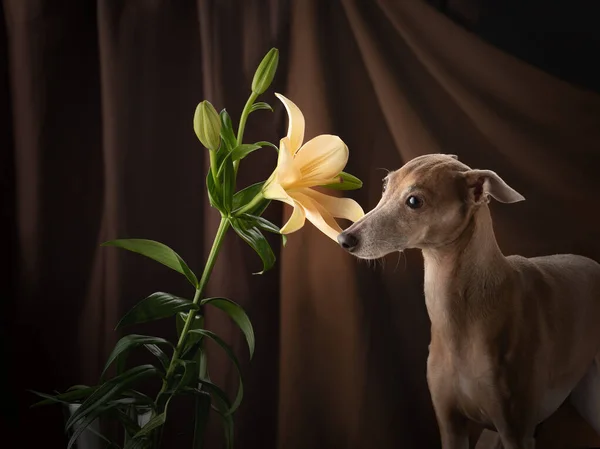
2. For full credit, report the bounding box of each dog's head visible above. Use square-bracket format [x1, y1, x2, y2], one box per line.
[337, 154, 525, 259]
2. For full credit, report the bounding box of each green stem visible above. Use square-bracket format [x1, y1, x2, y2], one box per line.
[158, 217, 230, 396]
[233, 191, 264, 217]
[233, 92, 258, 177]
[236, 92, 258, 146]
[209, 149, 220, 189]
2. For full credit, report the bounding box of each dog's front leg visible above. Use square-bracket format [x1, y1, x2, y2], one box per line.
[433, 406, 469, 449]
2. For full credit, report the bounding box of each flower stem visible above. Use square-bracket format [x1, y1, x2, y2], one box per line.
[233, 92, 258, 177]
[236, 92, 258, 146]
[209, 149, 220, 187]
[158, 217, 230, 396]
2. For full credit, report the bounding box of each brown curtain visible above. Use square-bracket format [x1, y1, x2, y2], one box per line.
[3, 1, 600, 448]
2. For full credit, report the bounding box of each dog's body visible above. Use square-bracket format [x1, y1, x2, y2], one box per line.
[338, 154, 600, 449]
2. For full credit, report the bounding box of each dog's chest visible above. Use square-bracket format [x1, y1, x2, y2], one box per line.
[428, 340, 497, 426]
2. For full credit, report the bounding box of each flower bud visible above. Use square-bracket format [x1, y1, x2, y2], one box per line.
[194, 100, 221, 151]
[251, 48, 279, 95]
[321, 171, 363, 191]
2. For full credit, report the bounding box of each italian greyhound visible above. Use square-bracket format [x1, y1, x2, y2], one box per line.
[337, 154, 600, 449]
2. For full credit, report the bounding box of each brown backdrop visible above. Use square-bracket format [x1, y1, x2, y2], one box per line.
[3, 1, 600, 448]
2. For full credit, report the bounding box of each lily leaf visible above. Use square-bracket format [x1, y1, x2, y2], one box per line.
[253, 140, 279, 152]
[67, 404, 113, 449]
[144, 344, 170, 373]
[243, 213, 286, 246]
[174, 359, 199, 391]
[230, 217, 275, 274]
[124, 437, 152, 449]
[211, 389, 234, 449]
[66, 365, 159, 432]
[195, 381, 231, 415]
[230, 144, 262, 162]
[219, 109, 237, 151]
[249, 102, 273, 113]
[101, 239, 198, 288]
[321, 171, 363, 191]
[132, 412, 166, 439]
[193, 391, 211, 449]
[232, 182, 270, 216]
[113, 408, 141, 438]
[200, 297, 255, 358]
[177, 311, 205, 359]
[30, 385, 98, 407]
[117, 292, 198, 329]
[206, 171, 224, 212]
[188, 329, 243, 415]
[101, 335, 172, 380]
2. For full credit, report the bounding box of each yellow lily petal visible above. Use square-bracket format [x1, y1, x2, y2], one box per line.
[293, 135, 348, 186]
[275, 93, 305, 153]
[280, 201, 306, 234]
[263, 174, 295, 207]
[290, 191, 343, 241]
[276, 137, 301, 187]
[300, 188, 365, 222]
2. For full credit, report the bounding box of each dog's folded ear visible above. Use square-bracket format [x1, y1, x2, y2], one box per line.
[463, 169, 525, 204]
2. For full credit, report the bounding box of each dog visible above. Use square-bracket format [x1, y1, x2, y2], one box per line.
[337, 154, 600, 449]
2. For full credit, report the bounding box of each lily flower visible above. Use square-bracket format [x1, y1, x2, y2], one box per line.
[262, 93, 365, 240]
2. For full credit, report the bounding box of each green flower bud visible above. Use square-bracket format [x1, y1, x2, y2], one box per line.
[321, 171, 363, 191]
[193, 100, 221, 151]
[251, 48, 279, 95]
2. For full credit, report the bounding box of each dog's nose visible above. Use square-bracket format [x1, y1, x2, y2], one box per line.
[337, 232, 359, 251]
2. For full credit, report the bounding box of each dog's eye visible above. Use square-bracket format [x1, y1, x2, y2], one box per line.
[406, 195, 423, 209]
[382, 178, 388, 193]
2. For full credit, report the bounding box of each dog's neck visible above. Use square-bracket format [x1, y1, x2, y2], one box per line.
[421, 205, 510, 337]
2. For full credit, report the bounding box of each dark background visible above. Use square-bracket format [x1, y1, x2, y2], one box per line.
[2, 0, 600, 448]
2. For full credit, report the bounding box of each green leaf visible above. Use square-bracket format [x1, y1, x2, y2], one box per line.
[175, 359, 199, 391]
[124, 437, 152, 449]
[253, 140, 279, 152]
[222, 152, 235, 213]
[84, 425, 122, 449]
[249, 102, 273, 113]
[132, 412, 166, 438]
[195, 382, 231, 414]
[230, 144, 262, 162]
[232, 182, 271, 216]
[144, 344, 170, 373]
[120, 390, 155, 407]
[193, 391, 211, 449]
[200, 298, 255, 359]
[243, 213, 287, 247]
[321, 171, 363, 190]
[206, 171, 224, 212]
[189, 330, 243, 415]
[66, 365, 159, 431]
[101, 239, 198, 288]
[117, 292, 198, 329]
[219, 109, 237, 151]
[101, 335, 171, 380]
[211, 391, 234, 449]
[31, 385, 98, 407]
[177, 312, 205, 358]
[67, 403, 112, 449]
[230, 218, 275, 274]
[113, 408, 142, 437]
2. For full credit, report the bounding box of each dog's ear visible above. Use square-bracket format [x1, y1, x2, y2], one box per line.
[463, 169, 525, 204]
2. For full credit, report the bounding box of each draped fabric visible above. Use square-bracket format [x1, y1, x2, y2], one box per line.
[3, 1, 600, 448]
